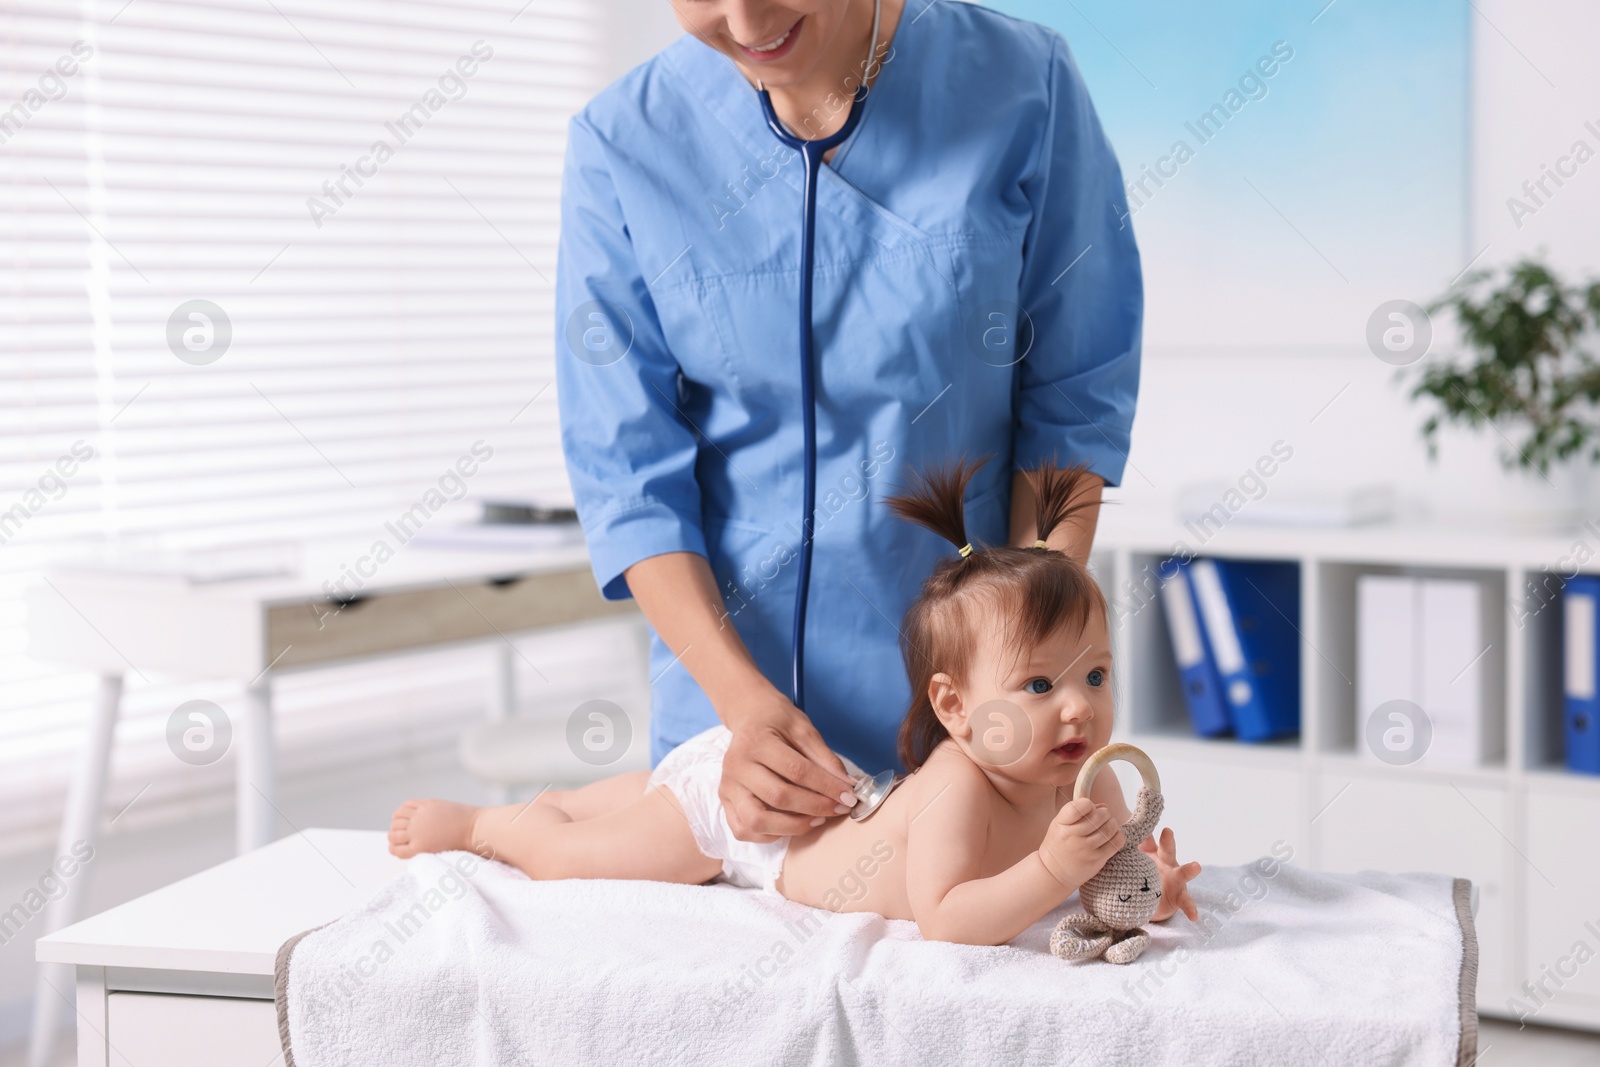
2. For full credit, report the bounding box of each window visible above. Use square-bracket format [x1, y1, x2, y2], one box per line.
[1, 0, 613, 853]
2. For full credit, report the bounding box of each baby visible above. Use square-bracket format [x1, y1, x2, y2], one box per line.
[389, 458, 1200, 945]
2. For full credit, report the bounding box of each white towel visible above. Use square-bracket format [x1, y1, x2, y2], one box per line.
[276, 848, 1476, 1066]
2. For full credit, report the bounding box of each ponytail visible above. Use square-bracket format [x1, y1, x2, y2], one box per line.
[884, 456, 1108, 771]
[1027, 458, 1101, 550]
[885, 453, 988, 561]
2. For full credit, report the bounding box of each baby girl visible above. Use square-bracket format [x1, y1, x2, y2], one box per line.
[389, 459, 1200, 945]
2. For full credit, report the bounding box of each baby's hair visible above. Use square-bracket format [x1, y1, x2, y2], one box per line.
[886, 455, 1107, 771]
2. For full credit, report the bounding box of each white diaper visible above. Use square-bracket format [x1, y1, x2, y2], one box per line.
[646, 724, 868, 894]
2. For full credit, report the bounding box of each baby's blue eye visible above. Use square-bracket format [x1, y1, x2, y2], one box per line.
[1087, 669, 1105, 687]
[1025, 678, 1052, 695]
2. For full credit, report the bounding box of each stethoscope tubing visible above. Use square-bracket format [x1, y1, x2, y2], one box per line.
[755, 81, 870, 713]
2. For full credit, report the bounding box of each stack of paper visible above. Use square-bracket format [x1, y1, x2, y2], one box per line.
[409, 497, 585, 552]
[408, 523, 584, 552]
[1175, 483, 1395, 528]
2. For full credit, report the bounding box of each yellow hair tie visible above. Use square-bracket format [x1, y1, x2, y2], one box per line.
[1033, 539, 1048, 549]
[958, 543, 974, 558]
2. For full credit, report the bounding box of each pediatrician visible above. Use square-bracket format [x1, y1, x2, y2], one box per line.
[554, 0, 1141, 843]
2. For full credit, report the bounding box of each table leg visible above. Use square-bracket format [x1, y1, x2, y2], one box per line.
[73, 966, 108, 1067]
[487, 643, 515, 805]
[236, 678, 276, 854]
[488, 641, 515, 722]
[632, 616, 653, 687]
[29, 673, 122, 1067]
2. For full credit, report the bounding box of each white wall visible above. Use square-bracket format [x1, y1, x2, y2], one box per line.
[1469, 0, 1600, 278]
[1121, 0, 1600, 520]
[603, 0, 683, 84]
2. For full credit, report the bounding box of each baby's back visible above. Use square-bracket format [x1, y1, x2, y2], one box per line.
[778, 782, 913, 917]
[777, 743, 1057, 921]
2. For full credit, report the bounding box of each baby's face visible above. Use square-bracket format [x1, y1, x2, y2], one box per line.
[949, 607, 1114, 787]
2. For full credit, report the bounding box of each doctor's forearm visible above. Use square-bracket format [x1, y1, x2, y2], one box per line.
[1009, 470, 1103, 565]
[621, 551, 778, 715]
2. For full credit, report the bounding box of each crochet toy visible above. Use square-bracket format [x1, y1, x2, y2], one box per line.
[1049, 743, 1165, 965]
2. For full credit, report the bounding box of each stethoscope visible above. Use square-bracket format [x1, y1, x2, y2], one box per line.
[751, 0, 900, 822]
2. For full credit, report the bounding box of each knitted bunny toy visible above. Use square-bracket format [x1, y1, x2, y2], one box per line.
[1050, 745, 1165, 965]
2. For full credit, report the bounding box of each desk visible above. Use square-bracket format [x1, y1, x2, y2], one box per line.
[36, 829, 402, 1067]
[25, 540, 638, 1066]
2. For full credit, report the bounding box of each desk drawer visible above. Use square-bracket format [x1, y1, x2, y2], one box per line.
[265, 567, 637, 669]
[107, 992, 283, 1066]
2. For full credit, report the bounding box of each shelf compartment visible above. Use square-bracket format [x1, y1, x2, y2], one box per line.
[1313, 561, 1506, 769]
[1118, 550, 1302, 749]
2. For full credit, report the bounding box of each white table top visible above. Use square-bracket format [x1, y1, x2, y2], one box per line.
[36, 829, 402, 975]
[28, 538, 616, 678]
[46, 539, 594, 606]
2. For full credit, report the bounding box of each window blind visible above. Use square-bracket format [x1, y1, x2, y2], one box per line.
[0, 0, 624, 854]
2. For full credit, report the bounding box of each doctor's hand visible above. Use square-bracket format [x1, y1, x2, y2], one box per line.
[718, 689, 861, 843]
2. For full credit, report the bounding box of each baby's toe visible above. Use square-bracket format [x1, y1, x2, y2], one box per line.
[387, 801, 422, 857]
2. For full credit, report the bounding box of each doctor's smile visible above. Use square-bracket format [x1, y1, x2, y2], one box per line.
[686, 0, 889, 91]
[737, 19, 801, 60]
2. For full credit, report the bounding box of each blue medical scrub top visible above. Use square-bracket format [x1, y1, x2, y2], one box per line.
[554, 1, 1142, 774]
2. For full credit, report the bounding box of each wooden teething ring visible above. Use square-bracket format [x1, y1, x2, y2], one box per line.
[1072, 743, 1161, 802]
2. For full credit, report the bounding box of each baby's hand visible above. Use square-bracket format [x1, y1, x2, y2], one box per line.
[1037, 797, 1124, 892]
[1140, 827, 1201, 922]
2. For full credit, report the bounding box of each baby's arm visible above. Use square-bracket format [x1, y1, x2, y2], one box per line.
[906, 759, 1124, 946]
[1065, 768, 1201, 923]
[1055, 765, 1133, 823]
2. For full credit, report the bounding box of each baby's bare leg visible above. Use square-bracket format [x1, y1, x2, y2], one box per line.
[390, 770, 653, 859]
[473, 783, 722, 884]
[538, 770, 652, 821]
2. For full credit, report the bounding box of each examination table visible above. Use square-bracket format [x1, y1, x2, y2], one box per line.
[41, 829, 1478, 1066]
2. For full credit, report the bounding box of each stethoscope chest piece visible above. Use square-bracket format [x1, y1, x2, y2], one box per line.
[849, 769, 902, 822]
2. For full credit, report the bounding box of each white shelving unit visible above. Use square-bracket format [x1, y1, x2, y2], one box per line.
[1090, 509, 1600, 1031]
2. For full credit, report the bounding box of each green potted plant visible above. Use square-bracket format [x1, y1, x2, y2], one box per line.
[1410, 258, 1600, 531]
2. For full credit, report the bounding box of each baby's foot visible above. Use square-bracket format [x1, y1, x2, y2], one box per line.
[388, 799, 481, 859]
